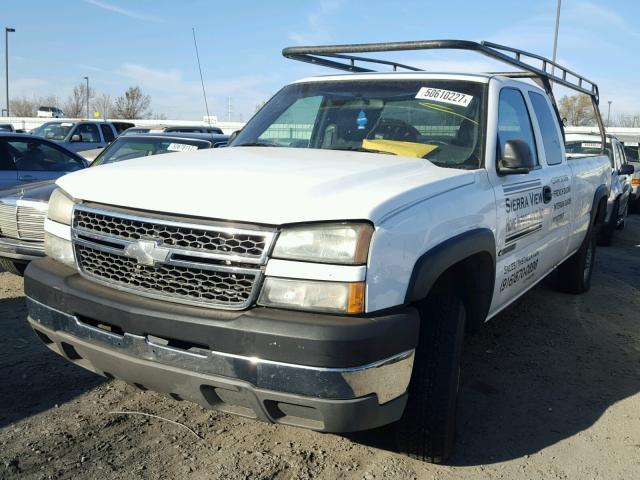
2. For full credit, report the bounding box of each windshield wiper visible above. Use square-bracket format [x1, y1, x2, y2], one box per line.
[326, 146, 397, 155]
[235, 142, 279, 147]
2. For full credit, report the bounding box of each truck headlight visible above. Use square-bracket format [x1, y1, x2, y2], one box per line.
[44, 231, 76, 268]
[272, 223, 373, 265]
[47, 188, 75, 226]
[258, 277, 365, 314]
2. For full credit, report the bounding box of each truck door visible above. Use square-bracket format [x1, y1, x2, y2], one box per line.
[613, 141, 631, 220]
[488, 86, 557, 312]
[526, 90, 573, 264]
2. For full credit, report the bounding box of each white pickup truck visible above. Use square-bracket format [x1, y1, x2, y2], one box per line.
[24, 41, 611, 463]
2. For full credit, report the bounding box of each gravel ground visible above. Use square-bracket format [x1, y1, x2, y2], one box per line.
[1, 216, 639, 480]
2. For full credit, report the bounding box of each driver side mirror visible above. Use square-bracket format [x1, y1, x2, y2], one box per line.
[619, 163, 635, 175]
[227, 129, 241, 145]
[70, 134, 82, 142]
[497, 140, 535, 176]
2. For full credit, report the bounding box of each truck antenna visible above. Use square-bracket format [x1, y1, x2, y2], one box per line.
[192, 27, 211, 125]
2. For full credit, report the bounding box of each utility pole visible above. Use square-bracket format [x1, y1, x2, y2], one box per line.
[606, 100, 612, 128]
[5, 27, 15, 117]
[227, 96, 232, 122]
[551, 0, 561, 80]
[83, 76, 89, 118]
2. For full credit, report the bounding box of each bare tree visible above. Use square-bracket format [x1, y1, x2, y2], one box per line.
[612, 113, 640, 128]
[113, 86, 151, 119]
[92, 92, 114, 119]
[64, 82, 93, 118]
[9, 96, 38, 117]
[558, 94, 594, 126]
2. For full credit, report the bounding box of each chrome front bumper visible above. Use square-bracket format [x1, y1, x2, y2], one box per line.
[27, 297, 414, 404]
[0, 236, 44, 261]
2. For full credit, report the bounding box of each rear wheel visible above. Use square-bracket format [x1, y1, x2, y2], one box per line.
[395, 291, 466, 464]
[0, 258, 26, 276]
[557, 226, 596, 294]
[598, 199, 618, 246]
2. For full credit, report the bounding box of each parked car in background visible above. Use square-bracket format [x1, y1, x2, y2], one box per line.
[30, 120, 118, 153]
[121, 125, 224, 135]
[621, 142, 640, 208]
[0, 133, 226, 274]
[565, 133, 634, 244]
[36, 106, 65, 118]
[79, 132, 229, 163]
[111, 121, 135, 134]
[0, 133, 87, 190]
[0, 124, 15, 132]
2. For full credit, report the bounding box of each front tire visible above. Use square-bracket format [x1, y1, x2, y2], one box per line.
[0, 258, 27, 276]
[395, 291, 466, 464]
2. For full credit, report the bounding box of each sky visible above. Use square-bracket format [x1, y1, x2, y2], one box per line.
[3, 0, 640, 121]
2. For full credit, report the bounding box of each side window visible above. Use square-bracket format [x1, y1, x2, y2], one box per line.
[528, 92, 563, 165]
[497, 88, 538, 165]
[0, 142, 17, 170]
[74, 124, 100, 143]
[258, 95, 323, 147]
[617, 143, 627, 167]
[9, 141, 85, 172]
[100, 124, 115, 143]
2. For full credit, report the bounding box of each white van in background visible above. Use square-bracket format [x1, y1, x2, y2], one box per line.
[36, 106, 65, 118]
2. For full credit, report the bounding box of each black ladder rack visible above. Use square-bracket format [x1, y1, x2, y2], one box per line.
[282, 39, 606, 146]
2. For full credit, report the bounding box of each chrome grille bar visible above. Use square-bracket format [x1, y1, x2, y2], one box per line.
[71, 204, 276, 310]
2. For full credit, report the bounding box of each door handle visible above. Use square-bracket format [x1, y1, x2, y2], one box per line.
[542, 186, 553, 204]
[19, 175, 35, 181]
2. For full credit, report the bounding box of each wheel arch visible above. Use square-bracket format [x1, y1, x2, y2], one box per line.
[405, 228, 496, 332]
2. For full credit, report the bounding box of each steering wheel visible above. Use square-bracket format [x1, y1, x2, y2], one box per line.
[367, 118, 420, 142]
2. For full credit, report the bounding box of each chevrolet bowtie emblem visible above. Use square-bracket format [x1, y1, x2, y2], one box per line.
[124, 240, 169, 267]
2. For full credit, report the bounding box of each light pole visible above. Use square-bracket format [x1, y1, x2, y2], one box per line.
[551, 0, 561, 78]
[5, 27, 15, 117]
[83, 76, 89, 118]
[607, 100, 612, 128]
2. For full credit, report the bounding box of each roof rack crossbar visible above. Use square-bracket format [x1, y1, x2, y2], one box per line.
[283, 39, 599, 102]
[282, 39, 607, 149]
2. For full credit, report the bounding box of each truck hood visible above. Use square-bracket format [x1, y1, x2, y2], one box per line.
[57, 147, 474, 225]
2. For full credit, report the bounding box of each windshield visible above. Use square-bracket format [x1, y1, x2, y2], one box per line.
[31, 122, 75, 140]
[92, 136, 212, 166]
[565, 140, 613, 166]
[624, 144, 639, 162]
[232, 80, 486, 169]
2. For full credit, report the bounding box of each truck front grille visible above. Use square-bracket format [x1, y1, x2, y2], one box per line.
[0, 201, 47, 242]
[75, 244, 257, 306]
[71, 205, 276, 310]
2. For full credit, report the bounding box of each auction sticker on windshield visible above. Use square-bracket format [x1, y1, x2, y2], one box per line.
[415, 87, 473, 107]
[167, 143, 198, 152]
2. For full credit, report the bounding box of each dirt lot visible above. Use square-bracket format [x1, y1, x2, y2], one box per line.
[1, 217, 639, 480]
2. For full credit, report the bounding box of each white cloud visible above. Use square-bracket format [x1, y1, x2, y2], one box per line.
[83, 0, 165, 24]
[112, 63, 276, 120]
[288, 0, 342, 45]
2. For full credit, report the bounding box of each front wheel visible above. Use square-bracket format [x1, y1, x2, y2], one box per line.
[557, 227, 596, 294]
[394, 292, 466, 463]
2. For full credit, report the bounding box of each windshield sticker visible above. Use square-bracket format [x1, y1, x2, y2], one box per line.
[415, 87, 473, 107]
[581, 142, 601, 149]
[166, 143, 198, 152]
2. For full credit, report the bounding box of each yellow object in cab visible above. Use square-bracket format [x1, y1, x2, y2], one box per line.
[362, 139, 438, 158]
